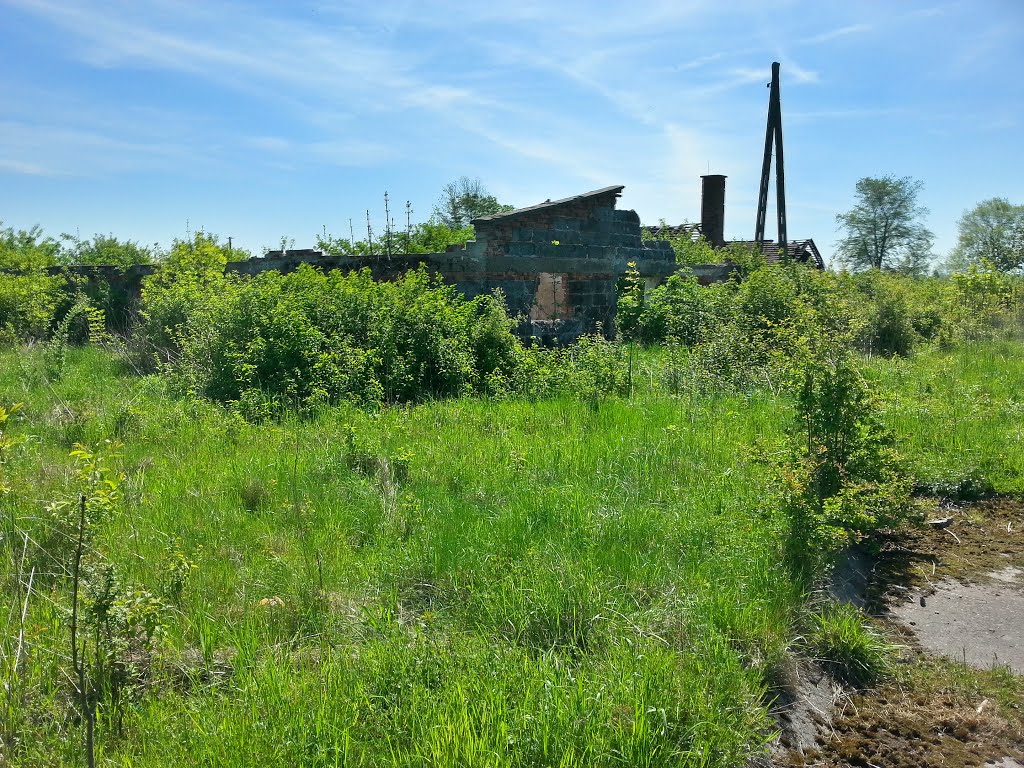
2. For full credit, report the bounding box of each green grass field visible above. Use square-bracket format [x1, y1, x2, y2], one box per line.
[864, 340, 1024, 495]
[2, 341, 1022, 766]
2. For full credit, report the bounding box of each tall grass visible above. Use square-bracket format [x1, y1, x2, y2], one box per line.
[863, 340, 1024, 495]
[3, 339, 1021, 765]
[1, 346, 793, 766]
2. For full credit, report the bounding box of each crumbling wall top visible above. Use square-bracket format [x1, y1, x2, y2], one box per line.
[471, 185, 624, 225]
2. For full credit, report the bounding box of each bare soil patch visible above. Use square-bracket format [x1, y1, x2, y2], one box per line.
[785, 658, 1024, 767]
[777, 499, 1024, 767]
[867, 499, 1024, 609]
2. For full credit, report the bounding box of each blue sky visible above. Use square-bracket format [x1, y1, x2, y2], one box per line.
[2, 0, 1022, 265]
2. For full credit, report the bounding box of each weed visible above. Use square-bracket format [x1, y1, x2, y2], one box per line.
[913, 468, 996, 501]
[43, 298, 94, 379]
[237, 478, 274, 513]
[809, 602, 894, 688]
[0, 401, 23, 462]
[109, 402, 143, 441]
[160, 538, 198, 604]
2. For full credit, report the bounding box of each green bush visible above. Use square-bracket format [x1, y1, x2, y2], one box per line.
[779, 346, 913, 581]
[0, 223, 60, 271]
[0, 223, 67, 344]
[0, 271, 67, 344]
[947, 259, 1024, 341]
[619, 257, 1024, 377]
[841, 265, 1022, 354]
[640, 221, 717, 265]
[843, 271, 926, 356]
[59, 233, 155, 269]
[139, 232, 240, 358]
[165, 265, 524, 411]
[733, 265, 801, 334]
[649, 263, 856, 394]
[617, 263, 728, 347]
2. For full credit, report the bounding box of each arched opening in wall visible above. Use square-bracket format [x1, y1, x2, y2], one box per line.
[530, 272, 569, 321]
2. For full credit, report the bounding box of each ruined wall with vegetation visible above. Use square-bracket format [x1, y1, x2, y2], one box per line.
[44, 186, 735, 342]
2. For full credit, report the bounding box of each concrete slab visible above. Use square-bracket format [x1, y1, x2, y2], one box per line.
[892, 567, 1024, 673]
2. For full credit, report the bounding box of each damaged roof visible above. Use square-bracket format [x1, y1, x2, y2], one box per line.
[728, 239, 825, 269]
[641, 223, 825, 269]
[641, 223, 703, 241]
[472, 185, 624, 224]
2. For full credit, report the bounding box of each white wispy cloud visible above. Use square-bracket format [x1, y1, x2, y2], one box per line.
[673, 52, 727, 72]
[0, 0, 774, 194]
[800, 23, 871, 45]
[5, 0, 417, 109]
[783, 61, 821, 84]
[458, 116, 614, 188]
[11, 0, 634, 176]
[0, 158, 56, 177]
[0, 119, 195, 176]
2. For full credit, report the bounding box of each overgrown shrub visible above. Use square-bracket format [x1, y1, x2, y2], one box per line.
[0, 224, 67, 344]
[559, 332, 633, 404]
[640, 221, 717, 265]
[617, 263, 728, 346]
[621, 261, 865, 396]
[58, 233, 156, 269]
[842, 271, 931, 356]
[947, 258, 1024, 341]
[0, 271, 67, 344]
[619, 256, 1023, 376]
[778, 344, 913, 582]
[139, 232, 240, 358]
[163, 265, 524, 412]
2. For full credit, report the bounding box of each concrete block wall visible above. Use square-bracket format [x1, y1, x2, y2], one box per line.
[257, 187, 686, 340]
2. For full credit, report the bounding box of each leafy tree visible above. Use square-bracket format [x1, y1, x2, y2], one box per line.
[317, 180, 509, 258]
[835, 176, 934, 274]
[432, 177, 513, 229]
[316, 221, 476, 257]
[404, 222, 476, 253]
[164, 232, 249, 273]
[0, 223, 65, 341]
[641, 221, 717, 266]
[315, 231, 371, 257]
[59, 233, 156, 269]
[947, 198, 1024, 273]
[0, 223, 61, 270]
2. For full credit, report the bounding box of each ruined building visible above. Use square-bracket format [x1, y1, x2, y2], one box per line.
[259, 174, 823, 342]
[52, 175, 823, 342]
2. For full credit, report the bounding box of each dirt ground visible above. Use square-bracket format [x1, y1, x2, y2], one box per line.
[867, 499, 1024, 608]
[777, 499, 1024, 768]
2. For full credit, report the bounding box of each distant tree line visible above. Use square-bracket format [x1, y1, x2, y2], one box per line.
[835, 175, 1023, 275]
[6, 174, 1020, 278]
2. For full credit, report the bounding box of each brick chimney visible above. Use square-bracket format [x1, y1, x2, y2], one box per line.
[700, 174, 726, 248]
